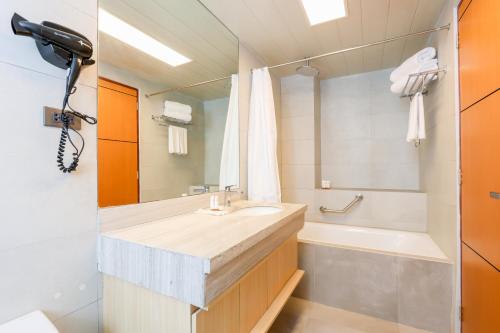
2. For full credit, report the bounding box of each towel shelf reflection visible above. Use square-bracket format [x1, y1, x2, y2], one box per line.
[151, 114, 192, 126]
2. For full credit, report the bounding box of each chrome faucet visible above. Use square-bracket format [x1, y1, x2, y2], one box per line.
[224, 185, 236, 208]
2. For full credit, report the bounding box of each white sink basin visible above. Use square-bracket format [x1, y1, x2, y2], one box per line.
[233, 206, 283, 216]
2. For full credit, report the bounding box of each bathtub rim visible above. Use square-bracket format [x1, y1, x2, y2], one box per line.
[298, 222, 452, 264]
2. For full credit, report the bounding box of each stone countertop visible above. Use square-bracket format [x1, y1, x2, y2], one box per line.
[98, 200, 306, 307]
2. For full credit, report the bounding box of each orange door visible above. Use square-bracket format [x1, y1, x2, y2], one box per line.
[461, 91, 500, 268]
[458, 0, 500, 111]
[98, 78, 138, 142]
[98, 140, 138, 207]
[459, 0, 500, 330]
[97, 78, 139, 207]
[461, 244, 500, 333]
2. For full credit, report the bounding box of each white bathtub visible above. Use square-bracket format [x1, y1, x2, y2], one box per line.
[298, 221, 448, 261]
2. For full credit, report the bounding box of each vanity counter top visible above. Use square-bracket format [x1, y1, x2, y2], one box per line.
[98, 200, 306, 307]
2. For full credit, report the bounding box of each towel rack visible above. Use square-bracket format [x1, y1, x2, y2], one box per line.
[400, 67, 447, 98]
[319, 194, 364, 214]
[151, 115, 192, 126]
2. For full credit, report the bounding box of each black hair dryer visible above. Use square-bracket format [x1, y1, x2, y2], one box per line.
[11, 13, 97, 173]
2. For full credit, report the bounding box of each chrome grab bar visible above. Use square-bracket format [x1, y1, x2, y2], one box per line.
[319, 194, 364, 214]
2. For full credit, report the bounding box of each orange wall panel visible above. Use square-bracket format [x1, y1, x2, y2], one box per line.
[98, 139, 138, 207]
[461, 91, 500, 268]
[458, 0, 500, 111]
[461, 244, 500, 333]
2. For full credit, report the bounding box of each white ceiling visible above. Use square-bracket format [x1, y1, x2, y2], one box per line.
[200, 0, 448, 79]
[98, 0, 238, 100]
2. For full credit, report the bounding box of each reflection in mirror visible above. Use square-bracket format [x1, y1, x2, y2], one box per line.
[97, 0, 239, 207]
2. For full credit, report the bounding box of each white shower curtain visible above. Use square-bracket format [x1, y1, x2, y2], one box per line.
[248, 67, 281, 203]
[219, 74, 240, 190]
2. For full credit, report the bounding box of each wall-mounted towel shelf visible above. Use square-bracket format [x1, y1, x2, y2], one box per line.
[400, 67, 447, 98]
[152, 115, 192, 126]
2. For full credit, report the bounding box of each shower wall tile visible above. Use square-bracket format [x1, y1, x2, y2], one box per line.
[311, 189, 427, 232]
[280, 74, 321, 210]
[282, 139, 316, 165]
[282, 165, 316, 190]
[282, 189, 315, 219]
[282, 116, 315, 140]
[321, 68, 420, 191]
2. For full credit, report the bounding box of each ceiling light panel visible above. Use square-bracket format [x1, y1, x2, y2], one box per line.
[98, 8, 191, 67]
[301, 0, 347, 26]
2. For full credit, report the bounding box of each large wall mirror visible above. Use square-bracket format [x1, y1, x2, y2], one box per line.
[97, 0, 239, 207]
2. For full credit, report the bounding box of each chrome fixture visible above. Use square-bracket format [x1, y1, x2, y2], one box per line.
[400, 67, 447, 98]
[253, 24, 450, 72]
[320, 194, 363, 214]
[296, 59, 319, 77]
[224, 185, 237, 208]
[147, 24, 450, 99]
[151, 114, 192, 126]
[146, 75, 232, 98]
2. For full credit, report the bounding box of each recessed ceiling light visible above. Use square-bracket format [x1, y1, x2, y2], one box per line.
[301, 0, 347, 26]
[98, 8, 191, 67]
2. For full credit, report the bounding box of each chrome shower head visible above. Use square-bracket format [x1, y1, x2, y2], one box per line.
[296, 59, 319, 77]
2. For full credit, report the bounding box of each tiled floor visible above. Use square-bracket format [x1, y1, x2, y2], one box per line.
[269, 297, 432, 333]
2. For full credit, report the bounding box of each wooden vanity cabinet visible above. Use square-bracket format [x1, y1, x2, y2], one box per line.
[193, 234, 302, 333]
[103, 233, 303, 333]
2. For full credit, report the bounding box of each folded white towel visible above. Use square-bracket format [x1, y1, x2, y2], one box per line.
[406, 92, 425, 144]
[390, 47, 437, 83]
[168, 125, 188, 155]
[164, 100, 192, 115]
[390, 59, 438, 94]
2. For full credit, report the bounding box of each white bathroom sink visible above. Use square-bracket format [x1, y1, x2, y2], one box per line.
[233, 206, 283, 216]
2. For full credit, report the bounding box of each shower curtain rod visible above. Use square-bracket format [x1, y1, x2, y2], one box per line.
[146, 23, 449, 97]
[258, 23, 451, 71]
[146, 75, 232, 98]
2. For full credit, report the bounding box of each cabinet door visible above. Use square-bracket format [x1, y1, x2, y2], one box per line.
[458, 0, 500, 111]
[98, 78, 138, 142]
[193, 284, 239, 333]
[461, 244, 500, 333]
[267, 234, 298, 305]
[239, 260, 268, 333]
[98, 139, 138, 207]
[461, 91, 500, 268]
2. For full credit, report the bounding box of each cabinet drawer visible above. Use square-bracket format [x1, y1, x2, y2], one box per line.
[461, 91, 500, 268]
[192, 284, 239, 333]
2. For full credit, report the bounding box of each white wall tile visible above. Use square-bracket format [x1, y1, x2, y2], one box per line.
[321, 68, 420, 190]
[0, 63, 97, 251]
[0, 0, 98, 329]
[282, 139, 315, 165]
[282, 165, 315, 190]
[0, 0, 98, 88]
[54, 301, 99, 333]
[0, 232, 98, 323]
[419, 2, 458, 262]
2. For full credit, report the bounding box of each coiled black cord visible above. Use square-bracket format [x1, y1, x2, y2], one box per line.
[56, 87, 97, 173]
